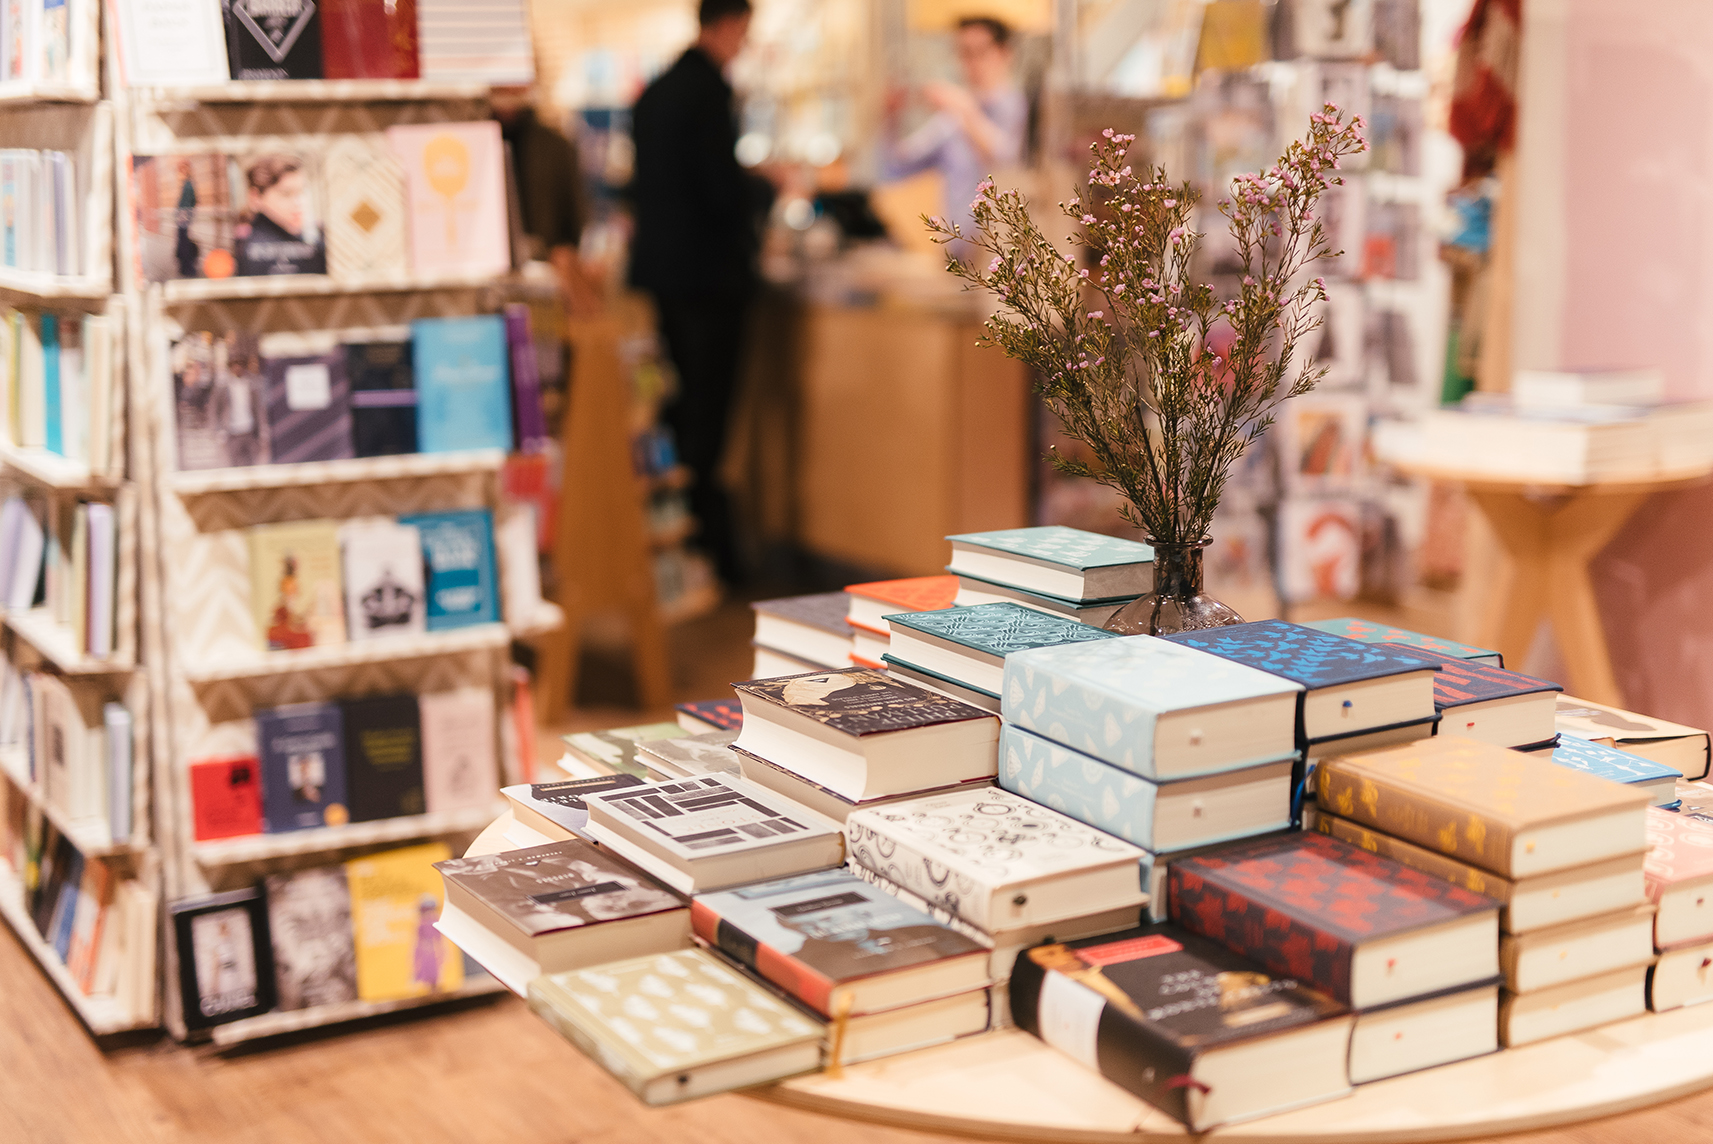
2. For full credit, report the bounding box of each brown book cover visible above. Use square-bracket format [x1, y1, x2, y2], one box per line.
[1317, 738, 1649, 876]
[1315, 810, 1514, 902]
[1498, 903, 1655, 985]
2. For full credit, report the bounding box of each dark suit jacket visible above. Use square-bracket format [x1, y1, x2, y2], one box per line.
[627, 47, 772, 299]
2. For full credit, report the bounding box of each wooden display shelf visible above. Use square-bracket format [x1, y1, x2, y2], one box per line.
[181, 624, 511, 685]
[0, 866, 153, 1035]
[0, 268, 112, 305]
[159, 268, 510, 304]
[0, 747, 141, 859]
[166, 449, 506, 496]
[134, 79, 489, 105]
[0, 81, 99, 104]
[190, 803, 503, 866]
[207, 972, 506, 1049]
[4, 609, 135, 674]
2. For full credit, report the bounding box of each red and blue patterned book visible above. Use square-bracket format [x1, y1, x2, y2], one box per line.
[1385, 644, 1561, 749]
[1168, 831, 1500, 1009]
[676, 698, 743, 734]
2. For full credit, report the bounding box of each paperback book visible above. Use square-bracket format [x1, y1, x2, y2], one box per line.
[264, 865, 357, 1010]
[398, 508, 499, 629]
[339, 517, 427, 640]
[255, 701, 349, 832]
[346, 841, 462, 1001]
[341, 694, 425, 822]
[248, 518, 347, 651]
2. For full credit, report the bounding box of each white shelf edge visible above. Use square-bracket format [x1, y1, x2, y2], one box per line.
[509, 602, 566, 640]
[0, 82, 100, 104]
[0, 866, 155, 1035]
[134, 79, 489, 105]
[190, 802, 505, 866]
[181, 623, 511, 685]
[0, 444, 122, 490]
[167, 449, 506, 496]
[158, 268, 512, 304]
[0, 746, 142, 859]
[4, 609, 136, 675]
[0, 268, 113, 303]
[208, 972, 506, 1048]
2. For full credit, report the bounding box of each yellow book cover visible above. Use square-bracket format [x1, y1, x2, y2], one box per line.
[347, 841, 463, 1001]
[248, 518, 348, 652]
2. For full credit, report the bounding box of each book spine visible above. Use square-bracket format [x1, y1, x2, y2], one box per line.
[1316, 759, 1519, 876]
[1168, 863, 1357, 1005]
[503, 304, 547, 453]
[998, 725, 1160, 850]
[1009, 946, 1197, 1126]
[1000, 658, 1163, 780]
[1315, 811, 1514, 902]
[689, 900, 837, 1016]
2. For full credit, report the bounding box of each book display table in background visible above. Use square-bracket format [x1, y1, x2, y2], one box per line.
[1390, 463, 1713, 707]
[462, 814, 1713, 1144]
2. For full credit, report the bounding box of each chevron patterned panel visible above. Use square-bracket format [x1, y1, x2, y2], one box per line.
[191, 645, 498, 724]
[181, 471, 490, 532]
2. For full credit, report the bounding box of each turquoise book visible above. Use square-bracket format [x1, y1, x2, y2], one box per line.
[946, 525, 1154, 602]
[885, 602, 1116, 698]
[1002, 635, 1301, 781]
[1543, 734, 1680, 807]
[398, 509, 500, 629]
[411, 316, 511, 453]
[998, 725, 1293, 854]
[1302, 617, 1503, 667]
[42, 314, 61, 456]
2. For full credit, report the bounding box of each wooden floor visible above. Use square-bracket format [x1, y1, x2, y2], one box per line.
[7, 600, 1713, 1143]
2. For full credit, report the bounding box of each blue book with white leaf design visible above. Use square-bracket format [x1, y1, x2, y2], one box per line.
[1543, 734, 1680, 806]
[946, 525, 1154, 601]
[1001, 635, 1301, 780]
[998, 724, 1293, 854]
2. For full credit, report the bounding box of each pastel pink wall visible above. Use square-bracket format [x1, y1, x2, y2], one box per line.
[1552, 0, 1713, 727]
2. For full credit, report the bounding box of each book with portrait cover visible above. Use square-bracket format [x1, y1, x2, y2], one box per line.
[222, 0, 323, 81]
[248, 518, 347, 651]
[171, 889, 275, 1029]
[346, 842, 462, 1001]
[130, 153, 241, 283]
[341, 694, 425, 823]
[339, 517, 426, 641]
[172, 330, 270, 470]
[231, 151, 327, 276]
[264, 865, 357, 1010]
[386, 121, 510, 276]
[256, 701, 349, 833]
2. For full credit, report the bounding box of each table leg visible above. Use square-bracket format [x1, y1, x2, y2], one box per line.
[1467, 491, 1551, 671]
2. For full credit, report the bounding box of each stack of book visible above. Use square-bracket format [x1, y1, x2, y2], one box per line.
[947, 525, 1153, 627]
[748, 592, 856, 678]
[1642, 807, 1713, 1011]
[1526, 735, 1682, 807]
[0, 492, 123, 659]
[1555, 694, 1711, 780]
[0, 151, 82, 277]
[882, 601, 1116, 713]
[1315, 738, 1653, 1047]
[1, 659, 133, 845]
[2, 307, 121, 473]
[843, 575, 957, 668]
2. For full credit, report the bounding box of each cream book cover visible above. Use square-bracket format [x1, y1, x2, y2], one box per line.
[248, 518, 348, 651]
[385, 121, 509, 277]
[420, 687, 497, 814]
[346, 841, 463, 1002]
[324, 134, 409, 281]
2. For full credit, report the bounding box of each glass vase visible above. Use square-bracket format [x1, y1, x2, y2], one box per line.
[1102, 539, 1244, 636]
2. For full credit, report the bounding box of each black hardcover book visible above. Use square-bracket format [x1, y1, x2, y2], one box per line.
[341, 694, 425, 822]
[171, 889, 277, 1030]
[731, 668, 992, 738]
[346, 340, 417, 457]
[1010, 924, 1350, 1131]
[222, 0, 324, 81]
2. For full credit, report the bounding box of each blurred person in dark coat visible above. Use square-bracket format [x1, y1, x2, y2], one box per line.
[629, 0, 773, 586]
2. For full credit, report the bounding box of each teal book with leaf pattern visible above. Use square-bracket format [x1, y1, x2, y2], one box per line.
[946, 526, 1154, 601]
[885, 602, 1116, 698]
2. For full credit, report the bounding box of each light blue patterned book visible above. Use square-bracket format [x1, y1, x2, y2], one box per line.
[1544, 735, 1681, 807]
[885, 602, 1115, 697]
[1003, 635, 1301, 780]
[999, 725, 1293, 854]
[946, 525, 1153, 602]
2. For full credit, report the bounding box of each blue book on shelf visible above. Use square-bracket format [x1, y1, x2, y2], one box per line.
[42, 314, 61, 456]
[1164, 620, 1445, 690]
[1002, 635, 1301, 781]
[398, 508, 499, 629]
[411, 316, 511, 454]
[998, 724, 1292, 853]
[256, 701, 349, 832]
[1545, 734, 1680, 806]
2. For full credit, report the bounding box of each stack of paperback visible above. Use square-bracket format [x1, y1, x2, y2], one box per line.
[1642, 807, 1713, 1011]
[843, 575, 957, 667]
[883, 600, 1116, 713]
[1316, 738, 1653, 1046]
[947, 525, 1153, 627]
[749, 592, 855, 678]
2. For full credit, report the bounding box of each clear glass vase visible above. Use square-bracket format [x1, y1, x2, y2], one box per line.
[1103, 539, 1244, 636]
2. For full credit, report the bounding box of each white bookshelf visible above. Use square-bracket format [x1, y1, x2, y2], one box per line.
[179, 625, 513, 686]
[3, 609, 136, 674]
[191, 804, 504, 867]
[0, 866, 153, 1036]
[208, 973, 506, 1049]
[0, 444, 123, 491]
[139, 79, 488, 105]
[167, 449, 506, 497]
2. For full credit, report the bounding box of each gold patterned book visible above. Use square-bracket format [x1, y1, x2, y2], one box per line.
[1316, 738, 1649, 878]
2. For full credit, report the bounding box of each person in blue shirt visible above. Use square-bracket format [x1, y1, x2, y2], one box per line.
[882, 16, 1029, 254]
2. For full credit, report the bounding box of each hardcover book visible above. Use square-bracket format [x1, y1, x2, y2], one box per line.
[731, 745, 992, 825]
[887, 602, 1117, 697]
[255, 701, 349, 832]
[1001, 635, 1301, 780]
[345, 339, 417, 457]
[1009, 924, 1352, 1131]
[844, 574, 959, 632]
[396, 508, 499, 629]
[341, 694, 425, 822]
[222, 0, 323, 80]
[189, 756, 262, 840]
[845, 787, 1146, 932]
[952, 573, 1133, 627]
[435, 838, 686, 939]
[345, 842, 462, 1001]
[263, 347, 353, 464]
[751, 592, 856, 668]
[691, 868, 989, 1016]
[1165, 620, 1442, 741]
[1317, 738, 1651, 877]
[419, 687, 496, 814]
[386, 122, 510, 277]
[676, 699, 742, 734]
[1302, 616, 1503, 666]
[732, 668, 992, 739]
[171, 889, 275, 1029]
[1555, 695, 1711, 780]
[1540, 735, 1680, 807]
[884, 660, 1002, 715]
[504, 773, 646, 838]
[1384, 644, 1560, 748]
[1169, 831, 1501, 1008]
[562, 722, 684, 779]
[324, 135, 408, 281]
[526, 948, 823, 1105]
[1644, 806, 1713, 950]
[411, 316, 510, 453]
[264, 865, 357, 1010]
[319, 0, 419, 78]
[998, 724, 1292, 853]
[248, 518, 347, 650]
[339, 517, 426, 640]
[945, 525, 1155, 602]
[634, 732, 741, 779]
